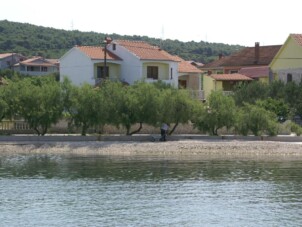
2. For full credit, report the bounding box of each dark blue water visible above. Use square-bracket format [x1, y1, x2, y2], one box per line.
[1, 154, 302, 226]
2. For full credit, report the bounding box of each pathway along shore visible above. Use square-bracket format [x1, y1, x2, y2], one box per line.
[1, 140, 302, 160]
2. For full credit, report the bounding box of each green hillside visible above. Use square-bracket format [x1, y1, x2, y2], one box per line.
[0, 20, 243, 63]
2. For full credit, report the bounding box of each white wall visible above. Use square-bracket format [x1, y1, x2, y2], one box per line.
[107, 43, 179, 87]
[60, 48, 94, 86]
[107, 43, 142, 85]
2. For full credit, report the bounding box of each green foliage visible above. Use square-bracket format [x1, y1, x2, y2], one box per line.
[235, 103, 278, 136]
[194, 91, 236, 135]
[0, 69, 22, 80]
[289, 122, 302, 136]
[67, 83, 108, 136]
[160, 88, 199, 134]
[233, 81, 269, 106]
[255, 98, 289, 122]
[0, 20, 242, 63]
[15, 77, 64, 135]
[267, 80, 286, 99]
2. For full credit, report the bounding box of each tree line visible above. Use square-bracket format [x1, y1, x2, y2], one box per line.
[0, 20, 242, 63]
[1, 73, 302, 136]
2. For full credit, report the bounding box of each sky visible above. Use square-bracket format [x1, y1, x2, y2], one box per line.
[1, 0, 301, 46]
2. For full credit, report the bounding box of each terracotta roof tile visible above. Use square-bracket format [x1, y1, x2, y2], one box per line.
[76, 46, 122, 60]
[211, 73, 253, 81]
[239, 66, 269, 78]
[202, 45, 282, 68]
[114, 40, 176, 61]
[291, 34, 302, 46]
[171, 55, 202, 73]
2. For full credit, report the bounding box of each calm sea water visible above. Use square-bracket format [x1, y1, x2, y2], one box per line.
[0, 153, 302, 226]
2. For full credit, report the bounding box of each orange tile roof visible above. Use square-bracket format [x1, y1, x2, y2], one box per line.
[211, 73, 253, 81]
[291, 34, 302, 46]
[171, 55, 202, 73]
[239, 66, 269, 78]
[76, 46, 122, 60]
[114, 40, 176, 61]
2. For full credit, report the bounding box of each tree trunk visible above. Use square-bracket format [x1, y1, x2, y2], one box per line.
[41, 125, 48, 136]
[81, 124, 88, 136]
[168, 122, 179, 135]
[34, 127, 41, 136]
[130, 122, 143, 135]
[126, 125, 131, 135]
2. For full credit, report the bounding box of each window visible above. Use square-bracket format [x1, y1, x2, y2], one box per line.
[27, 66, 34, 71]
[97, 66, 109, 79]
[230, 70, 238, 74]
[113, 44, 116, 50]
[287, 73, 292, 83]
[147, 66, 158, 79]
[41, 67, 48, 72]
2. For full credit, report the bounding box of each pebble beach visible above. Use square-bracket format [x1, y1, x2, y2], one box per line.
[1, 140, 302, 160]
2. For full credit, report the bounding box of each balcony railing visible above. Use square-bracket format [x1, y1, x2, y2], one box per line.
[222, 91, 234, 96]
[188, 90, 205, 100]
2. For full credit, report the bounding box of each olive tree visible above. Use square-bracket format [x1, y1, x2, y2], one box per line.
[160, 88, 198, 134]
[67, 83, 108, 136]
[235, 103, 278, 136]
[194, 91, 236, 135]
[17, 77, 64, 135]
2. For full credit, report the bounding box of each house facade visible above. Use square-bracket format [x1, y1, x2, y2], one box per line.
[202, 43, 281, 77]
[60, 40, 179, 87]
[173, 55, 204, 99]
[14, 57, 59, 76]
[270, 34, 302, 84]
[0, 53, 25, 70]
[203, 73, 252, 99]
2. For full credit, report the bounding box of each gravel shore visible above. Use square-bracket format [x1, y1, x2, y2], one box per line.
[1, 140, 302, 160]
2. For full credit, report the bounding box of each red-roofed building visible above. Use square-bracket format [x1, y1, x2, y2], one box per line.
[202, 43, 281, 75]
[60, 40, 179, 87]
[239, 66, 270, 83]
[171, 55, 204, 99]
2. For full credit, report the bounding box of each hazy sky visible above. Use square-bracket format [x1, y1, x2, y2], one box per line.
[1, 0, 301, 46]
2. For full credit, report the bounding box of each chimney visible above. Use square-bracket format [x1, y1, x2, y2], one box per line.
[255, 42, 260, 64]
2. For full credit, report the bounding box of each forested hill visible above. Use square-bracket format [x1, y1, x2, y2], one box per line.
[0, 20, 243, 63]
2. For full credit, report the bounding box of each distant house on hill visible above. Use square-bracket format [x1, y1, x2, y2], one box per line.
[13, 57, 59, 76]
[0, 53, 25, 70]
[60, 39, 179, 87]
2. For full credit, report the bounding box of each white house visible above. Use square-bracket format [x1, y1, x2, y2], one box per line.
[60, 40, 179, 87]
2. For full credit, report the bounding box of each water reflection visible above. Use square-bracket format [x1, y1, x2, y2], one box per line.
[1, 154, 302, 183]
